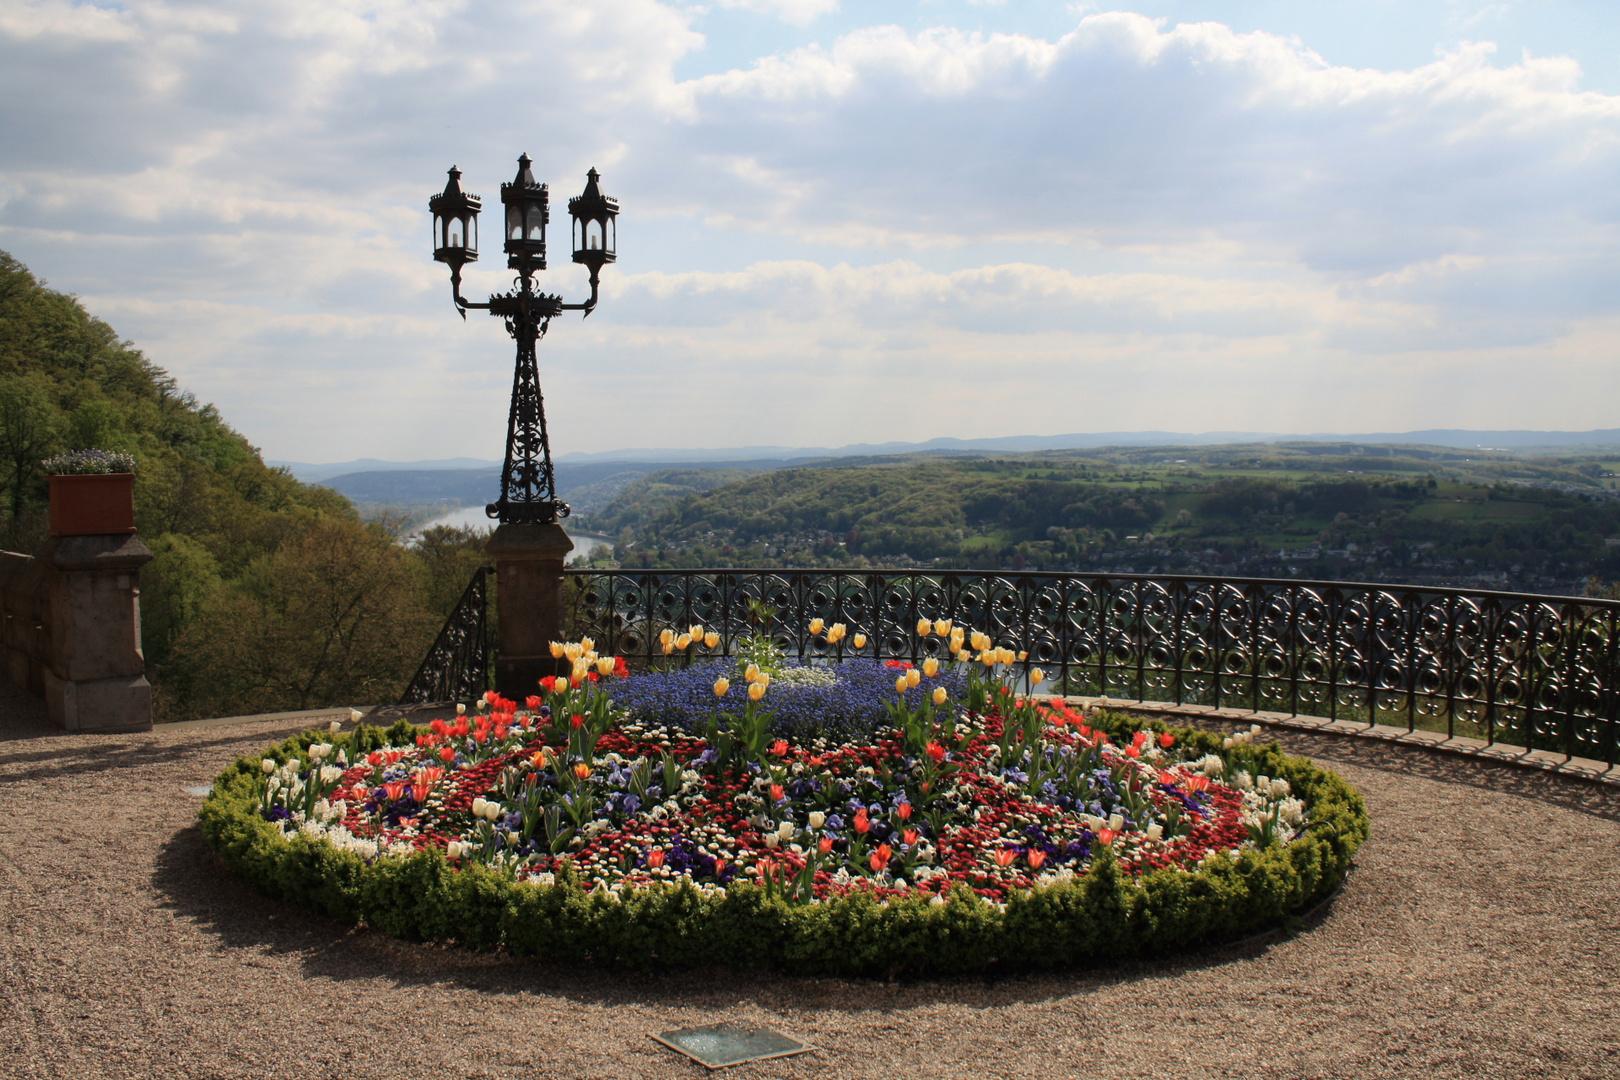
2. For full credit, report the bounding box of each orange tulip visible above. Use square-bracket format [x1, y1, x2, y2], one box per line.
[818, 836, 834, 855]
[853, 808, 870, 834]
[1096, 828, 1117, 845]
[647, 848, 665, 869]
[903, 828, 919, 846]
[1027, 849, 1047, 869]
[870, 844, 893, 872]
[573, 763, 591, 780]
[994, 848, 1017, 867]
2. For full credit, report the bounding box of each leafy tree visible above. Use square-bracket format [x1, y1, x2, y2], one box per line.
[0, 373, 61, 527]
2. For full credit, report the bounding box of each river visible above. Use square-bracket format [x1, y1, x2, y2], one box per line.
[409, 505, 613, 563]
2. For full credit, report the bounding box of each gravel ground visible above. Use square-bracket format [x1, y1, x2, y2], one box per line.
[2, 683, 1617, 1080]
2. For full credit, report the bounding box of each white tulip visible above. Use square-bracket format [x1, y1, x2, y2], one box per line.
[808, 811, 826, 830]
[1108, 814, 1124, 832]
[261, 759, 276, 774]
[778, 821, 796, 843]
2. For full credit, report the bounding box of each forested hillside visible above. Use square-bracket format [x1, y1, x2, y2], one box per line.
[577, 454, 1620, 594]
[0, 251, 484, 720]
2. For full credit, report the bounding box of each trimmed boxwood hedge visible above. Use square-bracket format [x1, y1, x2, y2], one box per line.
[198, 713, 1368, 978]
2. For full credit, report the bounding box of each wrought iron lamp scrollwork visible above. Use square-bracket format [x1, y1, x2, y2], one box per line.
[429, 156, 619, 525]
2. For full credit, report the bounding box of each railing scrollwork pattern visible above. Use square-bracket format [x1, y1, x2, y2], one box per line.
[559, 568, 1620, 766]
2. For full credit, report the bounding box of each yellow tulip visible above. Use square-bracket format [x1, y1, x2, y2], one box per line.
[808, 617, 825, 635]
[662, 642, 675, 655]
[853, 633, 867, 649]
[565, 642, 583, 661]
[980, 651, 997, 668]
[676, 633, 693, 650]
[689, 624, 704, 641]
[1030, 668, 1047, 686]
[895, 676, 910, 694]
[950, 627, 966, 648]
[660, 628, 674, 647]
[748, 681, 767, 702]
[906, 668, 922, 689]
[556, 677, 570, 692]
[572, 661, 589, 684]
[713, 677, 731, 697]
[704, 631, 720, 649]
[580, 636, 596, 653]
[745, 663, 760, 683]
[998, 647, 1015, 666]
[596, 656, 615, 676]
[933, 619, 951, 636]
[828, 622, 847, 642]
[1018, 650, 1029, 662]
[971, 631, 991, 652]
[922, 657, 940, 678]
[550, 641, 567, 659]
[932, 686, 947, 706]
[916, 617, 932, 637]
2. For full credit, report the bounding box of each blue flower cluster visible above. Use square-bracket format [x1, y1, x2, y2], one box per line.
[610, 658, 970, 739]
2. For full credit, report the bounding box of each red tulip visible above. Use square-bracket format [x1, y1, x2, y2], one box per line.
[1097, 828, 1117, 845]
[412, 782, 430, 803]
[994, 848, 1017, 867]
[925, 741, 947, 763]
[1027, 849, 1047, 869]
[647, 848, 665, 869]
[1125, 745, 1141, 759]
[770, 784, 785, 802]
[903, 828, 919, 846]
[383, 782, 405, 802]
[870, 844, 893, 872]
[771, 739, 789, 756]
[1132, 729, 1149, 749]
[1159, 732, 1175, 749]
[854, 809, 870, 834]
[897, 801, 912, 821]
[439, 747, 455, 763]
[818, 836, 834, 855]
[539, 676, 557, 692]
[570, 714, 585, 729]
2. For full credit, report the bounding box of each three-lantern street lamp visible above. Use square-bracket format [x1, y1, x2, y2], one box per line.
[429, 155, 618, 525]
[430, 156, 618, 697]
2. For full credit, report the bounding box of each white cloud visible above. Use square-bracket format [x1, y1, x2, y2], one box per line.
[3, 3, 1619, 460]
[716, 0, 839, 26]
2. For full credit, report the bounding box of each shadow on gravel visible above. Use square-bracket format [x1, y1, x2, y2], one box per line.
[1270, 731, 1620, 822]
[150, 822, 1324, 1013]
[0, 727, 310, 784]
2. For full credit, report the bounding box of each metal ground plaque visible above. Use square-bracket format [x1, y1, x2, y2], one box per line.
[650, 1023, 813, 1070]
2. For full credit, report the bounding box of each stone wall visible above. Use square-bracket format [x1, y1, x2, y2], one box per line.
[0, 535, 153, 733]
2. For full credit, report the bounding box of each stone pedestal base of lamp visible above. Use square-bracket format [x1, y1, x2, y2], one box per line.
[487, 522, 574, 700]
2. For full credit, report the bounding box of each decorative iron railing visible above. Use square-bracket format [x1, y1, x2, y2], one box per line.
[563, 568, 1620, 766]
[400, 565, 493, 706]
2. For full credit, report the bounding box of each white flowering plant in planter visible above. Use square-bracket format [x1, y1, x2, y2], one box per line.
[41, 448, 138, 475]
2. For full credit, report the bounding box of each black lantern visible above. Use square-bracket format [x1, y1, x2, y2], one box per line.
[430, 158, 620, 527]
[429, 167, 481, 271]
[501, 153, 548, 273]
[568, 167, 618, 290]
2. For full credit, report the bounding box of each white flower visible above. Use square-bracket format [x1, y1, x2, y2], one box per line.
[329, 720, 342, 734]
[763, 833, 780, 849]
[472, 797, 489, 818]
[1145, 822, 1164, 841]
[1107, 813, 1124, 832]
[777, 821, 795, 843]
[808, 811, 826, 830]
[261, 759, 276, 774]
[1269, 778, 1292, 799]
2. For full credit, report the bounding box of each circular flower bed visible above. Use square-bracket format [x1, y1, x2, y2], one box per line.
[201, 626, 1368, 977]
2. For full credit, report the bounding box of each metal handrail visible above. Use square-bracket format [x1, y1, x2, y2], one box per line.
[560, 567, 1620, 766]
[399, 565, 494, 705]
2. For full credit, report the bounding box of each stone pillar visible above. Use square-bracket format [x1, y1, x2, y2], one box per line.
[39, 533, 153, 733]
[487, 522, 573, 700]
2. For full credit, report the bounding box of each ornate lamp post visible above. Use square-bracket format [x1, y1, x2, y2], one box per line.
[430, 156, 618, 695]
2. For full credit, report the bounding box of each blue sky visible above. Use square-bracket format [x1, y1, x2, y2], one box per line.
[2, 1, 1619, 461]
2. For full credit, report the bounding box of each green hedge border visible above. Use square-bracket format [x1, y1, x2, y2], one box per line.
[198, 713, 1368, 978]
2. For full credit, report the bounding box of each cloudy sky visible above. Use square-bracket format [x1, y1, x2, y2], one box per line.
[3, 1, 1619, 463]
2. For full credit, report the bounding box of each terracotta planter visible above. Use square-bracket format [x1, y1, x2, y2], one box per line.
[48, 473, 136, 537]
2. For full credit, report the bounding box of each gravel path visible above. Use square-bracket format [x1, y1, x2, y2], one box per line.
[1, 683, 1617, 1080]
